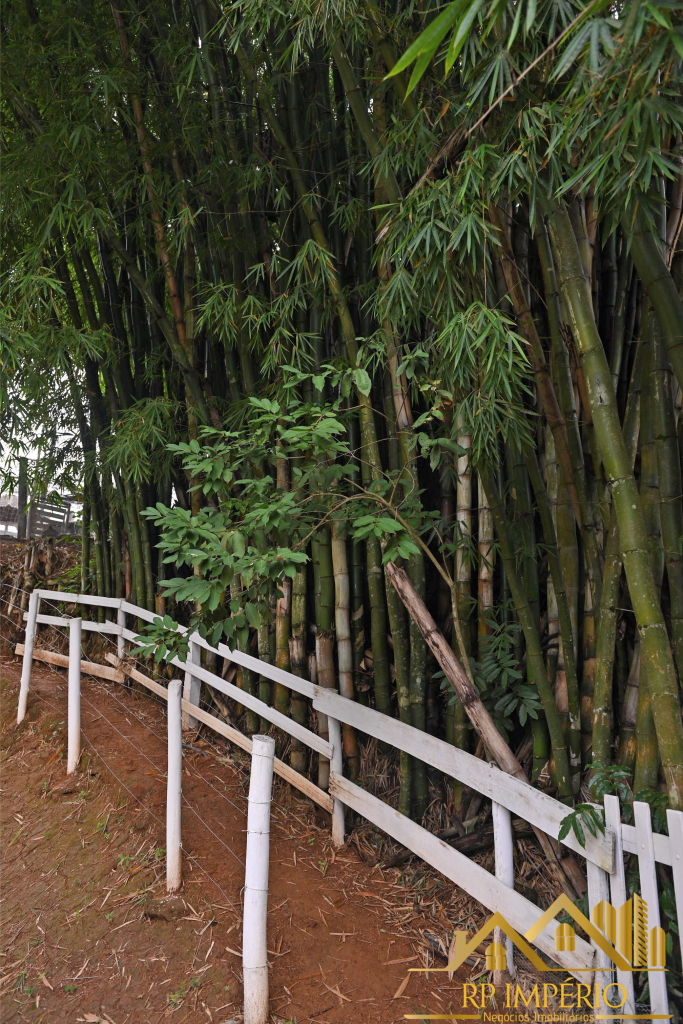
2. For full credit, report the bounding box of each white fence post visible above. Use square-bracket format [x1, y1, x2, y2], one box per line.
[166, 680, 183, 892]
[328, 717, 345, 847]
[17, 590, 40, 724]
[603, 795, 636, 1014]
[492, 801, 515, 976]
[586, 859, 613, 1009]
[666, 808, 683, 932]
[182, 640, 201, 729]
[243, 734, 275, 1024]
[633, 800, 669, 1017]
[117, 605, 126, 659]
[66, 618, 82, 774]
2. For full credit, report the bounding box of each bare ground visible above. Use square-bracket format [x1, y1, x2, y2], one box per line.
[0, 654, 485, 1024]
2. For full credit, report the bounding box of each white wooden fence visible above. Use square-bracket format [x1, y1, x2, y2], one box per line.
[16, 589, 682, 1013]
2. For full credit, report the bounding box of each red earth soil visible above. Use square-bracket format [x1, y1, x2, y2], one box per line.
[0, 654, 489, 1024]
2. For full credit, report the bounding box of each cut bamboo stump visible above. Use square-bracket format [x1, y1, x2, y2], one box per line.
[166, 680, 183, 892]
[243, 734, 275, 1024]
[66, 618, 82, 774]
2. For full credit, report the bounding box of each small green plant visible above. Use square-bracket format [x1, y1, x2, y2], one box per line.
[154, 846, 166, 860]
[189, 977, 202, 989]
[79, 789, 87, 799]
[117, 854, 133, 869]
[559, 804, 605, 848]
[588, 764, 634, 822]
[169, 982, 187, 1006]
[633, 787, 669, 833]
[443, 614, 542, 736]
[64, 983, 76, 994]
[24, 985, 34, 997]
[105, 912, 113, 922]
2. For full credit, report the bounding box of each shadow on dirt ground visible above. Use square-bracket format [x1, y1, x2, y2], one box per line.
[0, 655, 476, 1024]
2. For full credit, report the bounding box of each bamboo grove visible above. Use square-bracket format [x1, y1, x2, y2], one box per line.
[3, 0, 683, 839]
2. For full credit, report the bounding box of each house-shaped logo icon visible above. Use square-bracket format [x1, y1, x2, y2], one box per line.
[410, 894, 666, 977]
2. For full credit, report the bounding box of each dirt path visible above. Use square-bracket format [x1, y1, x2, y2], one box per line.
[0, 655, 473, 1023]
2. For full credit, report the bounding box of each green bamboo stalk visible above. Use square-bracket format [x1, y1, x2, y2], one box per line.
[526, 450, 581, 791]
[384, 555, 412, 816]
[289, 564, 309, 772]
[544, 426, 560, 688]
[121, 474, 145, 610]
[627, 206, 683, 392]
[651, 317, 683, 681]
[455, 427, 473, 760]
[81, 485, 91, 594]
[315, 526, 336, 792]
[640, 329, 665, 596]
[547, 197, 683, 808]
[617, 642, 640, 771]
[111, 505, 123, 599]
[507, 444, 550, 781]
[332, 519, 360, 779]
[408, 551, 429, 820]
[592, 339, 642, 767]
[347, 410, 367, 705]
[609, 239, 633, 392]
[257, 582, 273, 732]
[231, 532, 259, 736]
[633, 664, 660, 793]
[479, 466, 573, 802]
[535, 213, 603, 623]
[477, 474, 494, 656]
[580, 582, 597, 767]
[275, 578, 291, 720]
[135, 481, 155, 612]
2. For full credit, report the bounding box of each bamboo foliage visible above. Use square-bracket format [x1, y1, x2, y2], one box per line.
[2, 0, 683, 843]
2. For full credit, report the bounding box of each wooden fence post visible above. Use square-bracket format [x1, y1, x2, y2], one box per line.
[492, 801, 515, 977]
[182, 640, 201, 729]
[166, 680, 183, 892]
[243, 734, 275, 1024]
[586, 859, 613, 1008]
[633, 801, 669, 1017]
[66, 618, 82, 774]
[17, 590, 40, 724]
[603, 795, 636, 1014]
[328, 717, 345, 847]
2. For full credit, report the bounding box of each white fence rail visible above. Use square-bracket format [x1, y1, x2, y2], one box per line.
[15, 589, 682, 1009]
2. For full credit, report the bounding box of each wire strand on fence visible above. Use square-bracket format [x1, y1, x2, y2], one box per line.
[16, 607, 251, 819]
[29, 689, 241, 914]
[69, 686, 247, 871]
[13, 621, 250, 875]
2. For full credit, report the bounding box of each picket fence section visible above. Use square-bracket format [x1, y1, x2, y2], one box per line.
[16, 589, 682, 1011]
